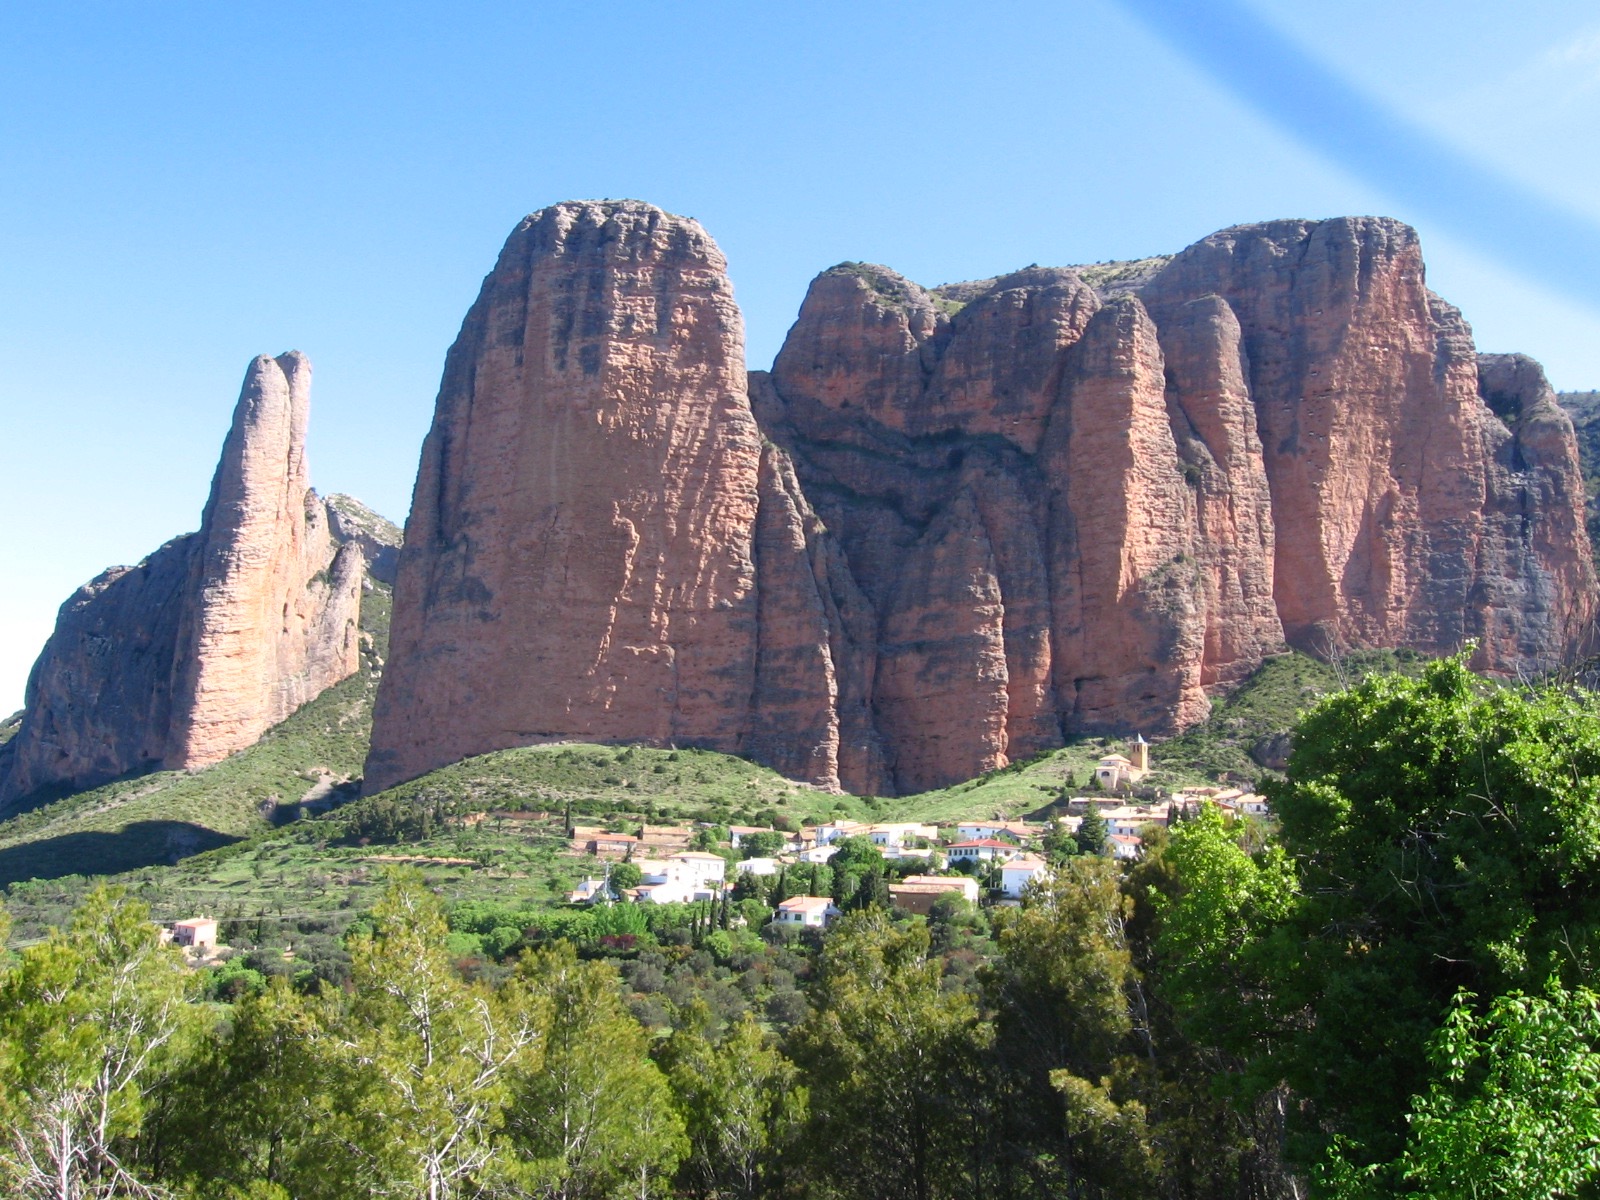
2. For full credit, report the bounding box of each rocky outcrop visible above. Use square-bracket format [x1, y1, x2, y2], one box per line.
[0, 353, 365, 807]
[368, 203, 1596, 796]
[364, 201, 765, 793]
[1138, 218, 1595, 663]
[325, 493, 403, 585]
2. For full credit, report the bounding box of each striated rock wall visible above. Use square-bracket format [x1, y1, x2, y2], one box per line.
[368, 203, 1596, 796]
[0, 353, 364, 807]
[364, 201, 765, 793]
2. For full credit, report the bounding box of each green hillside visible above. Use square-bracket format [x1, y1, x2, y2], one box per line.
[0, 613, 1414, 945]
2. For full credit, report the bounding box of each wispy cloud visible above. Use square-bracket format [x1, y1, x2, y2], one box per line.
[1114, 0, 1600, 312]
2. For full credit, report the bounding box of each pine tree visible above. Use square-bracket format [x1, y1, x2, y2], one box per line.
[1075, 806, 1109, 856]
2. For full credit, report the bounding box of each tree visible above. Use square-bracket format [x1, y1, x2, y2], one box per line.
[984, 859, 1160, 1198]
[790, 913, 989, 1200]
[1148, 804, 1297, 1053]
[1041, 818, 1079, 866]
[0, 886, 194, 1200]
[1074, 807, 1109, 856]
[739, 831, 785, 860]
[505, 943, 685, 1199]
[658, 1010, 805, 1200]
[328, 870, 547, 1200]
[607, 863, 643, 896]
[1319, 981, 1600, 1199]
[828, 836, 885, 909]
[1262, 656, 1600, 1169]
[151, 980, 355, 1200]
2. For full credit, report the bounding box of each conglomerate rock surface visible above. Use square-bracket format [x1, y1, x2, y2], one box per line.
[366, 202, 1597, 796]
[0, 353, 364, 807]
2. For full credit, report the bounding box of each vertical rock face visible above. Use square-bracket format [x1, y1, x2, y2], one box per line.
[364, 201, 764, 793]
[1043, 297, 1210, 734]
[0, 353, 364, 807]
[1139, 218, 1595, 664]
[368, 204, 1595, 797]
[168, 353, 364, 768]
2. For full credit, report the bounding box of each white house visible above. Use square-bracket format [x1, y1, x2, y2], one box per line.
[868, 822, 937, 848]
[736, 857, 781, 877]
[633, 858, 673, 885]
[956, 821, 1032, 844]
[728, 824, 778, 848]
[946, 839, 1021, 864]
[635, 879, 697, 905]
[1109, 834, 1143, 860]
[888, 874, 981, 914]
[798, 845, 839, 864]
[1000, 855, 1050, 899]
[566, 878, 608, 904]
[810, 820, 867, 846]
[775, 895, 841, 928]
[666, 851, 727, 889]
[1100, 805, 1170, 838]
[171, 918, 218, 950]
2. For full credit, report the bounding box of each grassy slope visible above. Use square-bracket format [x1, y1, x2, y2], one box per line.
[0, 615, 1420, 944]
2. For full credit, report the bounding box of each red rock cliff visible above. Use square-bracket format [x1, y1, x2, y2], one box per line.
[0, 353, 364, 807]
[367, 206, 1596, 796]
[364, 201, 765, 793]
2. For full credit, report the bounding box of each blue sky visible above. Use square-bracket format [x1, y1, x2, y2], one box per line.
[3, 0, 1599, 711]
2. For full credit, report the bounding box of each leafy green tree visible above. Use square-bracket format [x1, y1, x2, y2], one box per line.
[607, 862, 643, 895]
[1074, 807, 1109, 856]
[829, 836, 885, 909]
[1263, 656, 1600, 1168]
[1149, 804, 1297, 1052]
[739, 831, 785, 860]
[658, 1010, 806, 1200]
[1041, 817, 1079, 865]
[506, 942, 685, 1199]
[985, 858, 1159, 1198]
[1319, 981, 1600, 1199]
[0, 886, 194, 1200]
[791, 913, 989, 1200]
[153, 980, 355, 1200]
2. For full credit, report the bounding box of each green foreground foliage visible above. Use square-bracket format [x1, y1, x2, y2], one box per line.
[5, 655, 1600, 1198]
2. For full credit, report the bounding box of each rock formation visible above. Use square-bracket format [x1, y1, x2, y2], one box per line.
[364, 201, 765, 792]
[366, 202, 1597, 796]
[0, 353, 365, 807]
[325, 493, 403, 585]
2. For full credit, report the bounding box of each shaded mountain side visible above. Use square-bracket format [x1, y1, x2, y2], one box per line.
[1559, 390, 1600, 552]
[0, 711, 20, 746]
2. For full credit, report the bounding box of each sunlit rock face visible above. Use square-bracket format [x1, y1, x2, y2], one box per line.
[0, 353, 363, 807]
[364, 201, 766, 795]
[366, 204, 1596, 796]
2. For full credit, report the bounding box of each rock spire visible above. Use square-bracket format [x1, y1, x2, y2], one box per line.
[0, 353, 365, 807]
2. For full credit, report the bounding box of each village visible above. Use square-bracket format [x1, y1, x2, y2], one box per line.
[156, 737, 1272, 947]
[546, 738, 1269, 930]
